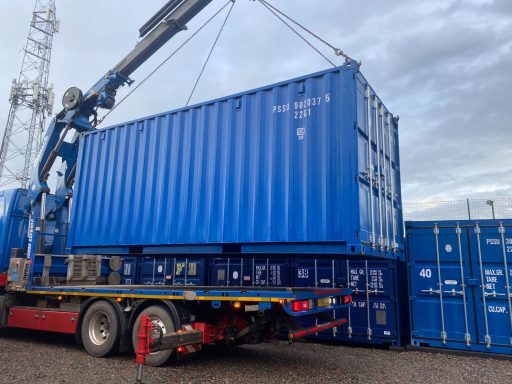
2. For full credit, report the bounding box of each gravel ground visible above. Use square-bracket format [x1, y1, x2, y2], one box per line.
[0, 329, 511, 384]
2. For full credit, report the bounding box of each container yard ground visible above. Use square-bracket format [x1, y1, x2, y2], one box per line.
[1, 329, 510, 384]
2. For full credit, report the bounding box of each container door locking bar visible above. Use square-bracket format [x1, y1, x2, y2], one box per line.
[288, 318, 347, 340]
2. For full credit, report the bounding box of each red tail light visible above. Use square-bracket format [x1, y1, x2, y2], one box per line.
[292, 300, 310, 312]
[342, 295, 353, 305]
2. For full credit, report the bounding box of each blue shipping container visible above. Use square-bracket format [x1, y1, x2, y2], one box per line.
[0, 189, 29, 271]
[137, 256, 208, 286]
[0, 190, 67, 284]
[294, 257, 406, 347]
[67, 63, 402, 259]
[339, 259, 407, 346]
[407, 220, 512, 355]
[209, 256, 290, 287]
[291, 257, 341, 288]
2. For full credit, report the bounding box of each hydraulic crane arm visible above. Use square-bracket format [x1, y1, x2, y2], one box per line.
[28, 0, 213, 205]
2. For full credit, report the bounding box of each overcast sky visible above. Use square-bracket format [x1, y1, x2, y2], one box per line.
[0, 0, 510, 203]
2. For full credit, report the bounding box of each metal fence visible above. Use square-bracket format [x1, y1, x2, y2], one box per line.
[403, 198, 512, 222]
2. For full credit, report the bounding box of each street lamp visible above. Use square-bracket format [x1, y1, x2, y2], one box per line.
[486, 200, 496, 219]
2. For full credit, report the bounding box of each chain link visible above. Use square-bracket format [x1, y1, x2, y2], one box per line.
[96, 0, 354, 127]
[186, 0, 236, 106]
[258, 0, 354, 63]
[257, 0, 336, 68]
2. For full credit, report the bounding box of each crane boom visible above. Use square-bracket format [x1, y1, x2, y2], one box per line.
[25, 0, 213, 257]
[29, 0, 213, 202]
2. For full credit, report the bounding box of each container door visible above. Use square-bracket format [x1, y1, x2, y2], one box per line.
[120, 257, 138, 285]
[209, 257, 290, 287]
[293, 257, 340, 334]
[173, 257, 206, 286]
[208, 257, 248, 287]
[251, 257, 290, 287]
[468, 222, 512, 349]
[292, 257, 339, 288]
[138, 256, 170, 285]
[341, 259, 401, 343]
[356, 84, 402, 256]
[408, 224, 475, 345]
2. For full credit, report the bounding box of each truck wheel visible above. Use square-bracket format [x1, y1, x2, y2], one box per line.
[81, 301, 120, 357]
[132, 305, 176, 367]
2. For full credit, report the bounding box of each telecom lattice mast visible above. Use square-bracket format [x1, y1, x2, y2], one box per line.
[0, 1, 59, 189]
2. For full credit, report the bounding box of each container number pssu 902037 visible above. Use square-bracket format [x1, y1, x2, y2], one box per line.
[272, 93, 331, 120]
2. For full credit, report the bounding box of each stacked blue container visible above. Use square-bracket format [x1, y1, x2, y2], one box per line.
[292, 257, 407, 347]
[406, 219, 512, 355]
[62, 62, 404, 348]
[340, 259, 408, 346]
[0, 189, 29, 271]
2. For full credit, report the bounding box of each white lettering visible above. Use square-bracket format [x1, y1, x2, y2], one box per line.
[271, 92, 331, 121]
[420, 268, 432, 278]
[297, 268, 309, 278]
[272, 103, 290, 114]
[484, 269, 504, 276]
[488, 305, 506, 314]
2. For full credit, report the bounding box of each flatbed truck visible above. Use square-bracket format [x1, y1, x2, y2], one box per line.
[0, 0, 351, 367]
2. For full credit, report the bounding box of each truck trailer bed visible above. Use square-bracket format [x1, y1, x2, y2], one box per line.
[26, 284, 346, 303]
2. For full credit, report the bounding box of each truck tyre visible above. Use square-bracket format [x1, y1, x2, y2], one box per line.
[132, 305, 176, 367]
[81, 300, 120, 357]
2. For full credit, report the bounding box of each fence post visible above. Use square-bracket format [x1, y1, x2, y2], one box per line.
[466, 199, 471, 220]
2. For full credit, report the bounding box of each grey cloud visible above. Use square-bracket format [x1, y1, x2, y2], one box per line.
[0, 0, 510, 204]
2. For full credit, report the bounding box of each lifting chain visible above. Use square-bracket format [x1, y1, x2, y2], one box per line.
[96, 0, 354, 127]
[186, 0, 236, 106]
[256, 0, 354, 66]
[95, 0, 234, 127]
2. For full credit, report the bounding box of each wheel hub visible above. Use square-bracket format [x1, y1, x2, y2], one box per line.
[88, 311, 111, 346]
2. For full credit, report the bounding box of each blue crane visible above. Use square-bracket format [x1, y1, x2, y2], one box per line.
[26, 0, 214, 257]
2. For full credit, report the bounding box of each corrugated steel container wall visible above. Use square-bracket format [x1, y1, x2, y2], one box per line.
[0, 190, 61, 281]
[339, 259, 408, 346]
[68, 63, 402, 258]
[291, 257, 342, 288]
[119, 256, 138, 285]
[29, 196, 68, 280]
[209, 256, 291, 287]
[294, 257, 407, 346]
[0, 189, 29, 271]
[407, 220, 512, 355]
[137, 256, 208, 286]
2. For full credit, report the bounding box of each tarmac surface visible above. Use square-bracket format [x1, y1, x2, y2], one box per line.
[0, 329, 511, 384]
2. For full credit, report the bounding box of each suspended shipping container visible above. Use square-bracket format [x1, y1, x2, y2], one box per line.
[67, 63, 403, 259]
[407, 220, 512, 355]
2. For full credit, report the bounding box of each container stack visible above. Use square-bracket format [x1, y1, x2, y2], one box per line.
[406, 220, 512, 355]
